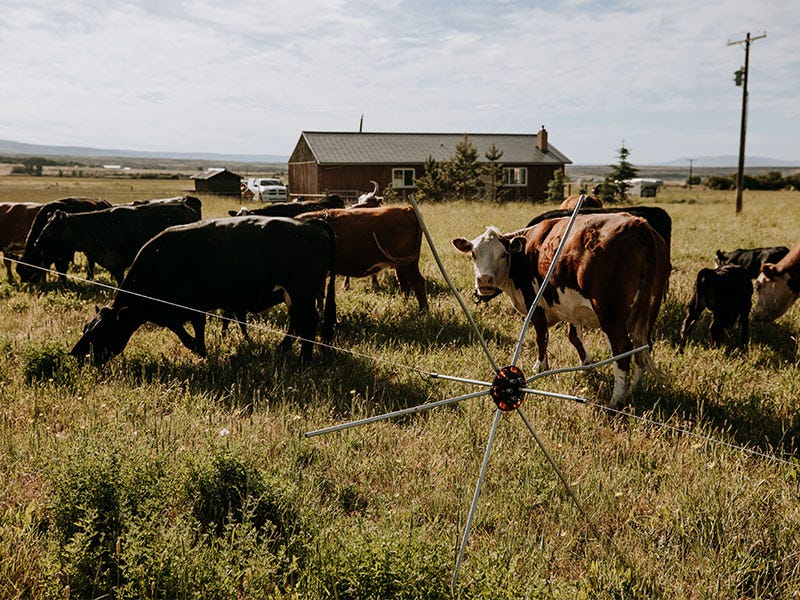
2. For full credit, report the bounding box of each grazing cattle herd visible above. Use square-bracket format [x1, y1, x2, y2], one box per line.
[1, 186, 798, 406]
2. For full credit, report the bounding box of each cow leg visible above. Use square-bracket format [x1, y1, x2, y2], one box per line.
[604, 328, 634, 408]
[285, 299, 319, 361]
[86, 259, 95, 280]
[397, 263, 428, 311]
[343, 276, 351, 291]
[567, 324, 592, 365]
[3, 255, 15, 282]
[709, 316, 726, 346]
[169, 316, 207, 357]
[371, 273, 382, 291]
[55, 259, 70, 281]
[531, 309, 550, 372]
[678, 297, 704, 353]
[739, 309, 750, 349]
[237, 310, 250, 340]
[192, 315, 207, 356]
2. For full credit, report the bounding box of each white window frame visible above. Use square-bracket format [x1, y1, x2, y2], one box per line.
[503, 167, 527, 187]
[392, 168, 416, 188]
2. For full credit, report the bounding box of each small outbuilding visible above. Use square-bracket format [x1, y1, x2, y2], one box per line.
[190, 167, 242, 195]
[287, 128, 571, 201]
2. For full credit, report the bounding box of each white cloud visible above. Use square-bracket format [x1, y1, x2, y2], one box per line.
[0, 0, 798, 163]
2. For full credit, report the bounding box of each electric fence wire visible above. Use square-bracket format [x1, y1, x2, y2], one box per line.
[5, 249, 798, 470]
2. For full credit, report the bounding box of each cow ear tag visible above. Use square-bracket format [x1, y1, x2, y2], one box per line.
[490, 365, 526, 411]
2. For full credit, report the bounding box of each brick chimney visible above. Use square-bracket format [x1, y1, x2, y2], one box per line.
[536, 126, 548, 153]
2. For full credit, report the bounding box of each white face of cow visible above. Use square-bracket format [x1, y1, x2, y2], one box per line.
[753, 271, 798, 321]
[452, 226, 513, 297]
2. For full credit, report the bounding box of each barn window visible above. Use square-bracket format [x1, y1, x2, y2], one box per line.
[392, 168, 415, 188]
[503, 167, 527, 186]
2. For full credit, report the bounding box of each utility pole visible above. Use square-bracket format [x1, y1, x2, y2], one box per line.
[687, 158, 695, 190]
[728, 31, 766, 214]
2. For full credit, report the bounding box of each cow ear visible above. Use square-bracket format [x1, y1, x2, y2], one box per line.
[761, 263, 777, 280]
[715, 250, 723, 259]
[508, 236, 526, 254]
[452, 238, 473, 254]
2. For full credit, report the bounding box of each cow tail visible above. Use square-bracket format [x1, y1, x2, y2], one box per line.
[372, 211, 423, 267]
[319, 221, 337, 343]
[628, 226, 667, 378]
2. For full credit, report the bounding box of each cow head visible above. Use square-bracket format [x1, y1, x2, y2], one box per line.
[714, 249, 727, 268]
[71, 306, 135, 365]
[34, 210, 73, 261]
[752, 264, 798, 322]
[228, 206, 250, 217]
[452, 227, 525, 299]
[354, 181, 384, 207]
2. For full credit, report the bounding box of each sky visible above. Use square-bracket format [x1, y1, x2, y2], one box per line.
[1, 0, 798, 165]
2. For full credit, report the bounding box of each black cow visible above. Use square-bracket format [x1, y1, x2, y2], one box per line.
[679, 265, 752, 352]
[130, 195, 202, 218]
[715, 246, 790, 279]
[34, 200, 201, 284]
[70, 216, 337, 365]
[228, 195, 344, 218]
[16, 197, 112, 283]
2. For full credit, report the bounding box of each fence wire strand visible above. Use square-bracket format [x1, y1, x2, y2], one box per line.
[5, 255, 798, 469]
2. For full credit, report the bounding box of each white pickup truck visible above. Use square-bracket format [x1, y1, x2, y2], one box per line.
[243, 178, 288, 202]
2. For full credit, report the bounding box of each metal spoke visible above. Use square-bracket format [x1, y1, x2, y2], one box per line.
[511, 195, 585, 366]
[304, 388, 490, 438]
[407, 194, 499, 373]
[451, 409, 502, 591]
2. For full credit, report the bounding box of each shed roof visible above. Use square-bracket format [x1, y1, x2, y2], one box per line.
[190, 167, 240, 180]
[297, 132, 571, 165]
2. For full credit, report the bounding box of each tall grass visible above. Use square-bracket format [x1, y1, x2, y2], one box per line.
[1, 175, 799, 598]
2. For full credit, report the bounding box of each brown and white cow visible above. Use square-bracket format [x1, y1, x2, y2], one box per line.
[0, 202, 42, 281]
[351, 180, 385, 208]
[558, 195, 602, 210]
[453, 213, 670, 406]
[753, 241, 800, 322]
[296, 205, 427, 311]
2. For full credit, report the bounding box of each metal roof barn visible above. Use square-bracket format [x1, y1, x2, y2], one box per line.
[288, 129, 571, 202]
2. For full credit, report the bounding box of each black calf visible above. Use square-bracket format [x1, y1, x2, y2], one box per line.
[679, 265, 752, 352]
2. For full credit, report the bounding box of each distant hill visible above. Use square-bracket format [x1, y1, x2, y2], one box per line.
[659, 155, 800, 168]
[0, 139, 287, 164]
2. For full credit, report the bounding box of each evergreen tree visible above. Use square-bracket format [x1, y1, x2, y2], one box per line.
[604, 143, 638, 202]
[482, 143, 505, 202]
[413, 156, 447, 203]
[445, 134, 484, 201]
[546, 168, 567, 204]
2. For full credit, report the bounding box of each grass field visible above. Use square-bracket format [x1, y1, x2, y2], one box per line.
[1, 176, 799, 599]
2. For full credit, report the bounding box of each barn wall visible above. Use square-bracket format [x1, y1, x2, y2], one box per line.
[317, 165, 409, 199]
[527, 165, 560, 202]
[288, 161, 319, 197]
[193, 172, 241, 196]
[288, 160, 562, 202]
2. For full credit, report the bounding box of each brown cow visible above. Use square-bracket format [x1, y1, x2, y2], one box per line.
[453, 213, 669, 407]
[0, 202, 42, 281]
[558, 195, 602, 210]
[296, 205, 427, 311]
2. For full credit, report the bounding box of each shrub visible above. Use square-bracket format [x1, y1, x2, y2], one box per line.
[22, 342, 72, 385]
[47, 440, 164, 598]
[186, 447, 306, 554]
[309, 526, 451, 599]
